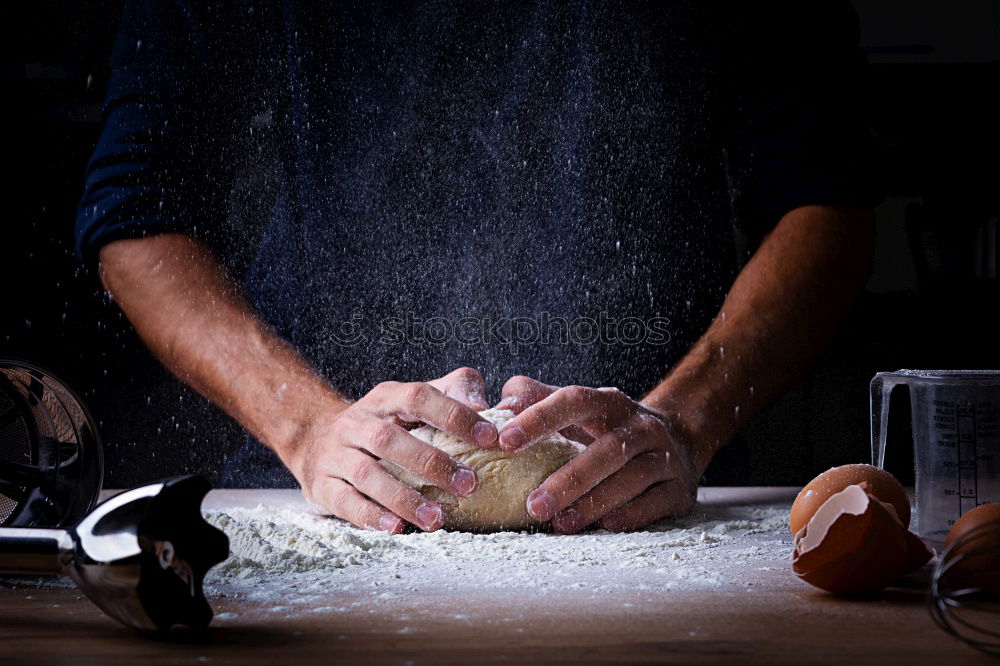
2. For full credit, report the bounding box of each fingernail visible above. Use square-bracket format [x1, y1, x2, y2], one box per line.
[526, 490, 556, 520]
[472, 421, 497, 447]
[415, 503, 443, 531]
[500, 425, 526, 451]
[379, 514, 403, 533]
[450, 466, 478, 496]
[552, 507, 581, 533]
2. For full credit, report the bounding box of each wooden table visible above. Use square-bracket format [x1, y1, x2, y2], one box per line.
[1, 488, 994, 665]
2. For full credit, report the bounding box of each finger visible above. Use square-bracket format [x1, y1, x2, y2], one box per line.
[496, 375, 556, 413]
[497, 383, 593, 443]
[494, 387, 594, 444]
[374, 381, 498, 448]
[430, 367, 489, 410]
[354, 419, 478, 497]
[498, 384, 606, 452]
[525, 427, 652, 521]
[313, 477, 405, 533]
[551, 451, 670, 534]
[338, 449, 446, 531]
[599, 479, 696, 532]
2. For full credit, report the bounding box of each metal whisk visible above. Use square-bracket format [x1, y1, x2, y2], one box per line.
[929, 518, 1000, 656]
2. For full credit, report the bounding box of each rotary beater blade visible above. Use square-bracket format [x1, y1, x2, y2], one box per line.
[0, 358, 103, 528]
[0, 475, 229, 632]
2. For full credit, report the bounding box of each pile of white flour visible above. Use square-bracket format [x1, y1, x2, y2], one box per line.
[203, 501, 791, 608]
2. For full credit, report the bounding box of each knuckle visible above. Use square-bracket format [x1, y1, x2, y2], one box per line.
[402, 382, 429, 409]
[575, 494, 596, 514]
[367, 421, 397, 453]
[415, 446, 446, 478]
[337, 410, 361, 429]
[589, 494, 615, 517]
[607, 430, 631, 464]
[504, 375, 533, 394]
[639, 411, 667, 435]
[349, 457, 376, 485]
[562, 385, 589, 407]
[329, 485, 355, 513]
[443, 401, 466, 431]
[598, 386, 626, 401]
[455, 366, 481, 381]
[607, 427, 628, 446]
[563, 467, 584, 490]
[373, 380, 399, 394]
[358, 505, 384, 529]
[388, 485, 417, 512]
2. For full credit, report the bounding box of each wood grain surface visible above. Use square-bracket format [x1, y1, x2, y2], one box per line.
[1, 488, 994, 665]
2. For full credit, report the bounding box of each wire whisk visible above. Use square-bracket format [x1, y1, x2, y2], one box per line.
[929, 517, 1000, 657]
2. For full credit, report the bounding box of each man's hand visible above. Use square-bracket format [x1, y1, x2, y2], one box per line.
[496, 376, 698, 534]
[99, 235, 502, 535]
[284, 368, 498, 534]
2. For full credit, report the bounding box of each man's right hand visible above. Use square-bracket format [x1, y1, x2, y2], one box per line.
[97, 235, 499, 534]
[282, 369, 499, 533]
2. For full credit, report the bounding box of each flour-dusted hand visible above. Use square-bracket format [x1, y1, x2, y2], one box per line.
[496, 376, 698, 533]
[284, 368, 499, 534]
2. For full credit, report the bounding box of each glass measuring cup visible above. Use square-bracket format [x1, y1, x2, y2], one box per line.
[871, 370, 1000, 544]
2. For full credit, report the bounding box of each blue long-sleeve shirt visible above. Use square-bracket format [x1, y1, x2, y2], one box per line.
[77, 1, 876, 486]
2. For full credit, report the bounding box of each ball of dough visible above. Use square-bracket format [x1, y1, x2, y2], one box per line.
[382, 408, 582, 532]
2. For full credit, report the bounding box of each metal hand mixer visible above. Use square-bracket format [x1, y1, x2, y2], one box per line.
[0, 359, 229, 632]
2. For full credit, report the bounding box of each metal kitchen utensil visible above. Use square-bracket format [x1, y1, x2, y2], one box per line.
[0, 475, 229, 632]
[871, 370, 1000, 543]
[0, 358, 103, 527]
[929, 516, 1000, 656]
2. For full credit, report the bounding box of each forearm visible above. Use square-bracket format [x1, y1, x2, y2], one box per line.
[98, 233, 349, 457]
[643, 205, 875, 475]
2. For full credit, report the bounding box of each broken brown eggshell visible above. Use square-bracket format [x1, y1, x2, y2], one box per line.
[789, 464, 911, 536]
[903, 527, 934, 574]
[792, 484, 930, 595]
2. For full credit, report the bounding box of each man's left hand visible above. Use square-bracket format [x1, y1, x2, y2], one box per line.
[495, 376, 699, 533]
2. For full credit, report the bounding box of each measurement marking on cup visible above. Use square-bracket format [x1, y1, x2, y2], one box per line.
[956, 402, 978, 516]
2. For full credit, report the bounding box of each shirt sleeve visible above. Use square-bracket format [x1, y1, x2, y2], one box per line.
[722, 0, 881, 241]
[75, 0, 227, 266]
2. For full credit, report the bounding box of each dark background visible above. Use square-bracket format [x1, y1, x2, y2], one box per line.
[2, 1, 998, 488]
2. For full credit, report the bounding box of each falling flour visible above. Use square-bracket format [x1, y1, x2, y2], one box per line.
[203, 501, 792, 607]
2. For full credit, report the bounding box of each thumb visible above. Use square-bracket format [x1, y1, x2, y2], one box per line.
[496, 375, 557, 414]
